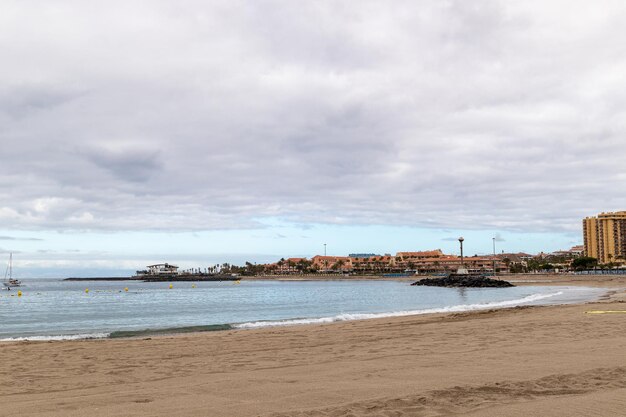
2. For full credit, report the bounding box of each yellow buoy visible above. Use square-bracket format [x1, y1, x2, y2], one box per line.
[191, 284, 196, 288]
[17, 290, 22, 297]
[169, 284, 173, 289]
[85, 288, 89, 294]
[124, 287, 129, 292]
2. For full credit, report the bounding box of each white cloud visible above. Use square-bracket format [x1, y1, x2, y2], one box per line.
[0, 0, 625, 235]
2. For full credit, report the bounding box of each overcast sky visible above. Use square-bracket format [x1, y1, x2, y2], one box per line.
[1, 1, 625, 276]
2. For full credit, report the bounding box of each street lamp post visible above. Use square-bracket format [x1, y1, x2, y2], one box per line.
[324, 243, 327, 257]
[492, 237, 496, 276]
[459, 237, 464, 271]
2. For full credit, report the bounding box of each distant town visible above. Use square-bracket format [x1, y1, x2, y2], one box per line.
[140, 245, 583, 278]
[137, 211, 626, 278]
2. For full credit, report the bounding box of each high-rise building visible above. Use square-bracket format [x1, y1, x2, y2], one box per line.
[583, 211, 626, 264]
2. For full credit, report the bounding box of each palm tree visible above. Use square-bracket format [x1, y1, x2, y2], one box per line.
[277, 258, 285, 274]
[337, 259, 345, 271]
[503, 258, 511, 271]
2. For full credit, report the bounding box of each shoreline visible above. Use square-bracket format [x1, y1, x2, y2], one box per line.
[43, 272, 626, 287]
[7, 287, 618, 343]
[0, 277, 624, 416]
[2, 276, 623, 343]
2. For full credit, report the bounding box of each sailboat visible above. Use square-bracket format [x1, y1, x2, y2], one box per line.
[3, 253, 21, 289]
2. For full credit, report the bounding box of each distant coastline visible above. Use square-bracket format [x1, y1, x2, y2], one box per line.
[62, 272, 626, 285]
[64, 274, 241, 282]
[64, 277, 137, 281]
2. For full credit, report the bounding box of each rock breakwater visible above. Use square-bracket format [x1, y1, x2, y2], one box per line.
[411, 275, 514, 288]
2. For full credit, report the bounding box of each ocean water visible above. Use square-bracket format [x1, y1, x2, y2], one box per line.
[0, 279, 605, 341]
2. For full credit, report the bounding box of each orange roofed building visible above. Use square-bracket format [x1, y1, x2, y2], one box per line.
[268, 257, 310, 274]
[262, 250, 505, 275]
[311, 256, 353, 272]
[396, 250, 444, 260]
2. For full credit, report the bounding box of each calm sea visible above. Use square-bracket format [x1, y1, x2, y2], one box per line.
[0, 279, 605, 341]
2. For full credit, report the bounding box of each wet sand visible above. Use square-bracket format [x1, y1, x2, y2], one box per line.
[1, 276, 624, 416]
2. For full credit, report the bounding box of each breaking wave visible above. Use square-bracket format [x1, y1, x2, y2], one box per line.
[234, 291, 564, 329]
[0, 333, 110, 342]
[2, 291, 570, 340]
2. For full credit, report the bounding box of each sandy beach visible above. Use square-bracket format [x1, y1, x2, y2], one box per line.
[1, 276, 625, 417]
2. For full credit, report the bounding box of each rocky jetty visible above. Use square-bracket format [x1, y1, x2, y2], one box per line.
[140, 274, 239, 282]
[65, 274, 240, 282]
[411, 274, 514, 288]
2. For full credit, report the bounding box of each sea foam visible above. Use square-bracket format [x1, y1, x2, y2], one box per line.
[0, 333, 110, 342]
[1, 291, 567, 341]
[234, 291, 564, 329]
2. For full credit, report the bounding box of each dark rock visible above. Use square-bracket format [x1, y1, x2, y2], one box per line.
[411, 274, 514, 288]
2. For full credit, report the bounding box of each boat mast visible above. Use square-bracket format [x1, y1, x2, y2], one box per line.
[3, 254, 8, 280]
[9, 252, 12, 279]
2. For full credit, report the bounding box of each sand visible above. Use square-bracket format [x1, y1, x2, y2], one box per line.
[1, 276, 625, 417]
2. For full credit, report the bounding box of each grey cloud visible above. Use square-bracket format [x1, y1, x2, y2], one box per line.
[0, 236, 43, 241]
[37, 249, 82, 254]
[0, 85, 86, 119]
[81, 145, 163, 183]
[0, 248, 22, 254]
[0, 0, 625, 233]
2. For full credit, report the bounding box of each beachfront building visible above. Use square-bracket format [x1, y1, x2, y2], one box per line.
[262, 251, 505, 275]
[399, 254, 503, 275]
[552, 245, 584, 258]
[583, 211, 626, 264]
[351, 255, 396, 273]
[396, 250, 445, 260]
[570, 245, 584, 256]
[271, 258, 309, 274]
[311, 255, 353, 273]
[136, 263, 179, 276]
[496, 252, 533, 271]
